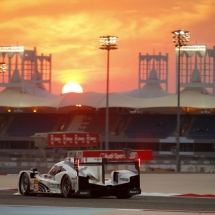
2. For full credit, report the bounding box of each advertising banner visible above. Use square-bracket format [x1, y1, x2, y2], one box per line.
[68, 150, 153, 161]
[47, 133, 98, 147]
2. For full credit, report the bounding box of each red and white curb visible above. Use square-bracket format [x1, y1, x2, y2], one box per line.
[0, 174, 18, 176]
[0, 188, 17, 191]
[175, 193, 215, 198]
[139, 192, 215, 198]
[119, 209, 215, 213]
[139, 192, 179, 197]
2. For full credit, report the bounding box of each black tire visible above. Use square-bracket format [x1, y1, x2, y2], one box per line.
[61, 175, 73, 198]
[19, 173, 30, 196]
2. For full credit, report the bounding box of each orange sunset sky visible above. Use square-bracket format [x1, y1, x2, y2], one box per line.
[0, 0, 215, 94]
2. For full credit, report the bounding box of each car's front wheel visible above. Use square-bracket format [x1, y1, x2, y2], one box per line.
[61, 175, 73, 198]
[19, 173, 30, 196]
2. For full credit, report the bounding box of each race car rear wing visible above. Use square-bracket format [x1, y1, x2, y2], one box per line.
[74, 157, 140, 184]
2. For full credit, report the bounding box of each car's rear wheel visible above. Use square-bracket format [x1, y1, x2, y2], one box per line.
[61, 175, 73, 198]
[19, 173, 30, 196]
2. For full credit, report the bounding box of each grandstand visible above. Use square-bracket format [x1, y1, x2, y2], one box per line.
[0, 46, 215, 172]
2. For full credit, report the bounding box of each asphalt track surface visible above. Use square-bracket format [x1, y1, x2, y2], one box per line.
[1, 171, 215, 214]
[0, 190, 215, 212]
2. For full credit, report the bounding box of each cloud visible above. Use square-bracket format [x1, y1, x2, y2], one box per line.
[172, 7, 181, 10]
[0, 0, 214, 94]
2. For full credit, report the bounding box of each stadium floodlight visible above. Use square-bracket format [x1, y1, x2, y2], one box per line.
[175, 45, 206, 51]
[0, 46, 25, 52]
[0, 62, 7, 73]
[99, 36, 118, 50]
[99, 35, 118, 150]
[172, 29, 190, 172]
[172, 30, 189, 46]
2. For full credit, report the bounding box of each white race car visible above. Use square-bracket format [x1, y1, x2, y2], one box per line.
[18, 157, 141, 199]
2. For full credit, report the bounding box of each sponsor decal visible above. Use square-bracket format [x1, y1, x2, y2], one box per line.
[100, 153, 137, 160]
[79, 136, 85, 143]
[50, 134, 54, 145]
[33, 179, 39, 193]
[86, 134, 90, 144]
[63, 134, 66, 145]
[74, 134, 78, 144]
[90, 136, 97, 142]
[80, 191, 90, 195]
[30, 180, 34, 190]
[83, 150, 153, 161]
[63, 134, 73, 145]
[80, 192, 89, 194]
[119, 178, 129, 181]
[48, 133, 98, 147]
[94, 158, 102, 162]
[50, 134, 61, 145]
[129, 190, 139, 194]
[47, 183, 59, 189]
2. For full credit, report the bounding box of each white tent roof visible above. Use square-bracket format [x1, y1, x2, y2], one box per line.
[57, 92, 144, 109]
[137, 87, 215, 109]
[25, 87, 59, 98]
[121, 83, 172, 98]
[96, 93, 143, 109]
[120, 68, 171, 98]
[58, 92, 105, 108]
[0, 88, 61, 108]
[0, 87, 215, 111]
[8, 67, 59, 98]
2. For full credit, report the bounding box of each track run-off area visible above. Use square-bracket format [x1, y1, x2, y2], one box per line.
[0, 173, 215, 214]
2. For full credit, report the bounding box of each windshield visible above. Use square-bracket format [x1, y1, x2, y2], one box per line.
[48, 165, 63, 176]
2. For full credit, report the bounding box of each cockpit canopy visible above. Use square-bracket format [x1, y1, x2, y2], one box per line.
[48, 165, 64, 176]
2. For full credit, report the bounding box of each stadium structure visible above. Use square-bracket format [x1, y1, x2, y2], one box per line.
[0, 45, 215, 172]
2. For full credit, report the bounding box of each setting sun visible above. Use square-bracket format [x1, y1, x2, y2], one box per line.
[0, 1, 214, 94]
[62, 82, 83, 94]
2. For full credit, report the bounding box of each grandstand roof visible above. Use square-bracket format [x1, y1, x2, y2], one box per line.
[0, 86, 215, 111]
[136, 87, 215, 109]
[0, 88, 60, 108]
[121, 68, 171, 98]
[9, 69, 59, 98]
[120, 83, 172, 98]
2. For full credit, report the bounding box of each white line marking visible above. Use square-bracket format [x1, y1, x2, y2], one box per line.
[118, 209, 140, 212]
[139, 192, 179, 197]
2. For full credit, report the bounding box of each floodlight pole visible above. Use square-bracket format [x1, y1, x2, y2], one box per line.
[176, 46, 181, 172]
[99, 36, 118, 150]
[172, 29, 190, 172]
[106, 48, 110, 150]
